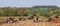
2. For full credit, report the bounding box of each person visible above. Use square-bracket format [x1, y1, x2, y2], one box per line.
[10, 17, 14, 21]
[19, 17, 22, 20]
[28, 15, 34, 20]
[13, 17, 18, 23]
[55, 16, 59, 19]
[47, 16, 51, 22]
[9, 17, 14, 23]
[36, 16, 39, 21]
[51, 17, 57, 23]
[53, 16, 59, 23]
[30, 15, 34, 20]
[33, 16, 40, 23]
[4, 17, 10, 23]
[31, 16, 34, 19]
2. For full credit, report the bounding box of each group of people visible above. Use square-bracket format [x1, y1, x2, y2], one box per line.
[3, 16, 35, 23]
[3, 15, 59, 23]
[47, 15, 59, 23]
[4, 17, 21, 23]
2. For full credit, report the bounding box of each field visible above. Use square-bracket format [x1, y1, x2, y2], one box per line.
[0, 20, 60, 26]
[0, 16, 60, 26]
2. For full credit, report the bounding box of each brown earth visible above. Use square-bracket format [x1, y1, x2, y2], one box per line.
[0, 16, 60, 26]
[0, 20, 60, 26]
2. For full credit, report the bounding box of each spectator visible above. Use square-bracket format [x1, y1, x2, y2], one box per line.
[47, 16, 51, 22]
[51, 17, 57, 23]
[55, 16, 59, 19]
[28, 16, 34, 20]
[4, 17, 10, 23]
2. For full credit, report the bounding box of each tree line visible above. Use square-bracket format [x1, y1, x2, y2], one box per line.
[0, 6, 60, 17]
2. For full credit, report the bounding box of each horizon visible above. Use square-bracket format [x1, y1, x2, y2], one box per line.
[0, 5, 59, 8]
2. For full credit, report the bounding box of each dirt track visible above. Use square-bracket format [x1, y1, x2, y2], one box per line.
[0, 20, 60, 26]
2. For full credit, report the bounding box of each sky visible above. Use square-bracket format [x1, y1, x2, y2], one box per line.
[0, 0, 60, 7]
